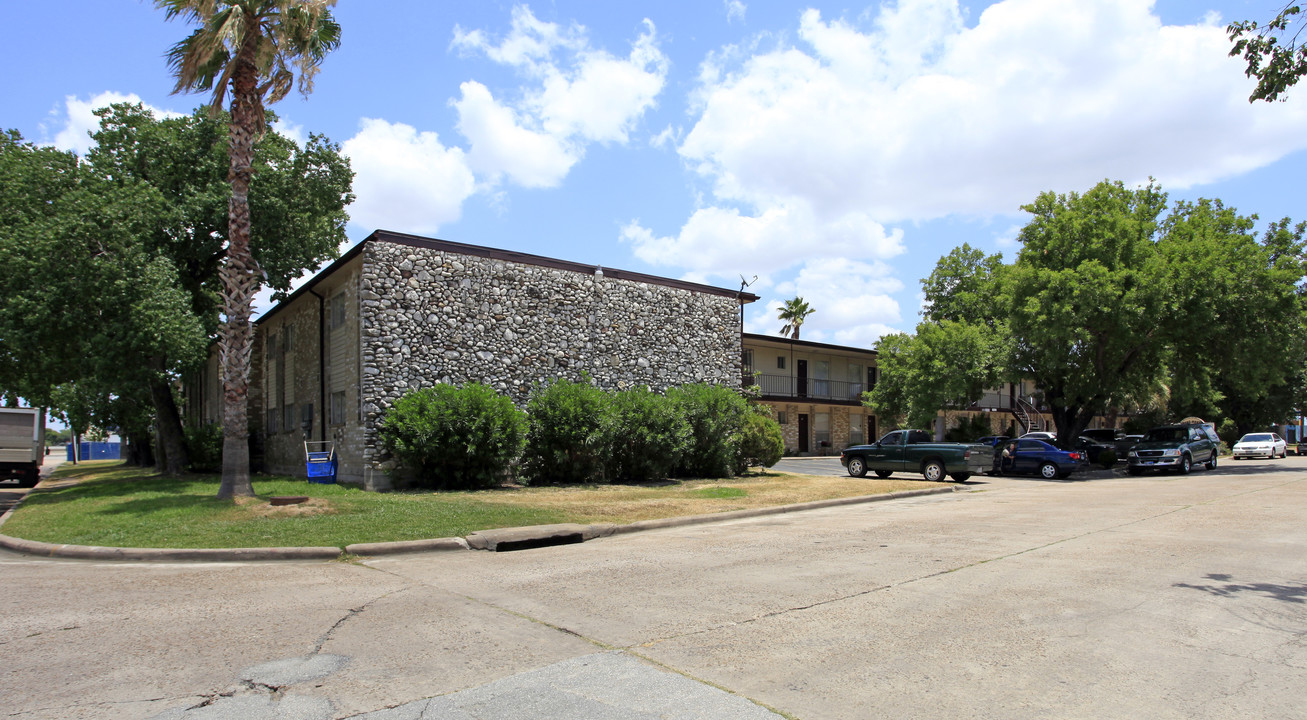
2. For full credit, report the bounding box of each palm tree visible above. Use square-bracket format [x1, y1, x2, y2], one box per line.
[156, 0, 341, 499]
[778, 297, 815, 340]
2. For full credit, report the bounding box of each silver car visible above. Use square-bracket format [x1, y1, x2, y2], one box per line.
[1232, 432, 1287, 459]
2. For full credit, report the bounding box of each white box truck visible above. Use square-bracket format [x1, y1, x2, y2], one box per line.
[0, 407, 45, 488]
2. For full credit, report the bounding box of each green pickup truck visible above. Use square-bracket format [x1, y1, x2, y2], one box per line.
[840, 429, 991, 483]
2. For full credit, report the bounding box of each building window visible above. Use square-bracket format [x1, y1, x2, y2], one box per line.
[815, 412, 831, 447]
[868, 366, 878, 390]
[266, 407, 279, 434]
[301, 403, 313, 433]
[329, 292, 346, 330]
[283, 404, 296, 434]
[848, 363, 863, 399]
[813, 361, 830, 397]
[329, 391, 346, 426]
[777, 356, 786, 370]
[849, 413, 864, 445]
[777, 411, 788, 425]
[742, 349, 754, 372]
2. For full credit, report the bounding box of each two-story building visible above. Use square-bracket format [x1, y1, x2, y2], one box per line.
[742, 333, 880, 454]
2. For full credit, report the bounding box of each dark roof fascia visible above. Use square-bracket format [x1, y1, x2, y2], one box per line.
[370, 230, 759, 303]
[254, 241, 369, 326]
[256, 230, 760, 327]
[742, 332, 878, 357]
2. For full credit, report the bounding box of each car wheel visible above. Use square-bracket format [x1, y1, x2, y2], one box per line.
[847, 457, 867, 478]
[1039, 462, 1058, 479]
[874, 469, 893, 479]
[1206, 452, 1217, 470]
[1178, 454, 1192, 475]
[922, 460, 945, 482]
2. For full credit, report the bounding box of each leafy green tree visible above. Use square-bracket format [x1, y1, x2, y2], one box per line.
[778, 297, 815, 339]
[881, 179, 1307, 445]
[157, 0, 342, 499]
[1162, 203, 1307, 435]
[1005, 180, 1173, 443]
[0, 132, 207, 473]
[1229, 4, 1307, 102]
[862, 321, 1006, 431]
[0, 106, 351, 476]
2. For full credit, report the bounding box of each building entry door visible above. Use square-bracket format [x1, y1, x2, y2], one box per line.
[797, 359, 808, 398]
[868, 415, 877, 443]
[798, 414, 809, 453]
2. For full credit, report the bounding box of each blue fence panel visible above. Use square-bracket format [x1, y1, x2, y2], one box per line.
[66, 442, 122, 461]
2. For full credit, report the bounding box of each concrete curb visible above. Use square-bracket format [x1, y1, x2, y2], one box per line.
[0, 485, 959, 562]
[0, 533, 342, 561]
[345, 537, 469, 556]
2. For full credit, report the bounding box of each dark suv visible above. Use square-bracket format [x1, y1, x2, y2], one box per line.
[1127, 423, 1220, 475]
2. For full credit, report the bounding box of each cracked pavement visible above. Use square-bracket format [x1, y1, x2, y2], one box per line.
[2, 461, 1306, 719]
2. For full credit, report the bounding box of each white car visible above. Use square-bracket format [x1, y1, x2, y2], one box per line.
[1232, 432, 1287, 459]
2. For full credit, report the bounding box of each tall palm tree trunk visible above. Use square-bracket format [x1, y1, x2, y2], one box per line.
[217, 34, 263, 500]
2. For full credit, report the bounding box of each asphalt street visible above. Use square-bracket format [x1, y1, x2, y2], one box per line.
[1, 457, 1304, 719]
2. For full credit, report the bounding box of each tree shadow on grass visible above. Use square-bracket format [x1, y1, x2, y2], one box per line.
[1174, 573, 1307, 604]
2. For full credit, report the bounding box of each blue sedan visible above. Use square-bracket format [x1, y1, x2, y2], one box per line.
[994, 439, 1087, 479]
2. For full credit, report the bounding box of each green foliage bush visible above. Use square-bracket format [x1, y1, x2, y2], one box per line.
[736, 408, 784, 472]
[667, 383, 748, 479]
[522, 377, 610, 485]
[184, 423, 222, 473]
[944, 414, 993, 442]
[600, 386, 690, 483]
[379, 384, 527, 490]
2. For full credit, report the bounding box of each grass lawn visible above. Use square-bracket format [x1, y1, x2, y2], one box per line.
[0, 461, 948, 550]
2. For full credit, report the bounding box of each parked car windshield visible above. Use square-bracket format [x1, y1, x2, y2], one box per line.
[1240, 433, 1274, 442]
[1143, 427, 1186, 442]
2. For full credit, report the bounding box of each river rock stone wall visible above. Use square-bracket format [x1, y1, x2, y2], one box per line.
[357, 240, 744, 481]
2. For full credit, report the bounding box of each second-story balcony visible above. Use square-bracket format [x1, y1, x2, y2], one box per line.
[745, 373, 867, 404]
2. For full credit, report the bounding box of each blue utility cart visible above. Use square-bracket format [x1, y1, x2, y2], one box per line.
[304, 441, 337, 484]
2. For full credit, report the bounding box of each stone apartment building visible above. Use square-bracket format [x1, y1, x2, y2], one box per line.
[223, 230, 756, 489]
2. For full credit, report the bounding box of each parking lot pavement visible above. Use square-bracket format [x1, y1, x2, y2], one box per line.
[2, 458, 1305, 719]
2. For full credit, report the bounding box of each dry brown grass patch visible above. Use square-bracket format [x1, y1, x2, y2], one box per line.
[468, 472, 949, 524]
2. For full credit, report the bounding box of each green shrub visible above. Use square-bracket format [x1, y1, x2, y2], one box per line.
[1097, 448, 1117, 468]
[599, 386, 690, 483]
[736, 409, 784, 472]
[944, 414, 992, 442]
[184, 423, 222, 473]
[522, 377, 611, 485]
[667, 383, 748, 479]
[378, 383, 527, 490]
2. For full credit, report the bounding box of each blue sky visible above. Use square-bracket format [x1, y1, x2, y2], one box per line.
[4, 0, 1306, 350]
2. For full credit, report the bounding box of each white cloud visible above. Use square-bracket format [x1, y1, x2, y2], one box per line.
[341, 118, 477, 235]
[450, 5, 668, 187]
[677, 0, 1307, 225]
[622, 200, 903, 280]
[453, 81, 578, 188]
[725, 0, 747, 24]
[50, 92, 183, 154]
[272, 118, 307, 147]
[637, 0, 1307, 346]
[744, 258, 903, 348]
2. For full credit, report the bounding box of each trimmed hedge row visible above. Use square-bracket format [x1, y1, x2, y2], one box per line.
[378, 380, 783, 490]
